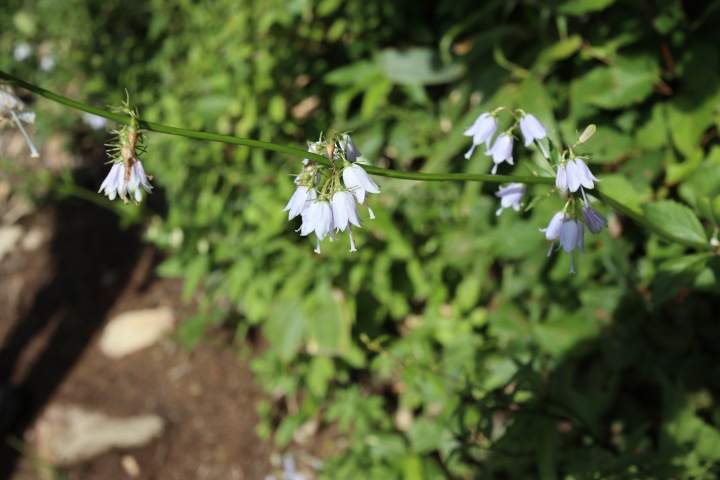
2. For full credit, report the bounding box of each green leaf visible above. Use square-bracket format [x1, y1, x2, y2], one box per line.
[652, 254, 711, 303]
[375, 47, 464, 85]
[643, 200, 708, 246]
[571, 55, 659, 110]
[558, 0, 616, 15]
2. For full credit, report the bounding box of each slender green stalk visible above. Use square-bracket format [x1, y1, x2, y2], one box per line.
[1, 70, 712, 251]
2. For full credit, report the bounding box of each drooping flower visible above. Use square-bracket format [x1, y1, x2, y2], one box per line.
[541, 212, 585, 274]
[342, 162, 380, 204]
[519, 114, 547, 146]
[495, 183, 525, 216]
[582, 202, 608, 234]
[284, 185, 318, 220]
[99, 159, 153, 204]
[556, 158, 600, 192]
[300, 200, 335, 254]
[338, 134, 362, 162]
[464, 113, 498, 159]
[486, 132, 514, 175]
[0, 86, 39, 157]
[331, 190, 362, 252]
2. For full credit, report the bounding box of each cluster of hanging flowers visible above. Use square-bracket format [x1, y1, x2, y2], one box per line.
[464, 108, 607, 273]
[98, 98, 153, 205]
[284, 133, 379, 254]
[0, 85, 39, 157]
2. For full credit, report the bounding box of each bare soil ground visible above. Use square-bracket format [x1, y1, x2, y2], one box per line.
[0, 193, 271, 479]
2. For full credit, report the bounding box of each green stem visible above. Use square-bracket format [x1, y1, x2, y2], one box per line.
[2, 70, 712, 251]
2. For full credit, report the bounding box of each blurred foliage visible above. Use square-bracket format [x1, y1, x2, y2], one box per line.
[3, 0, 720, 478]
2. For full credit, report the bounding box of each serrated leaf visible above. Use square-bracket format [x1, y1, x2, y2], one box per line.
[643, 200, 708, 246]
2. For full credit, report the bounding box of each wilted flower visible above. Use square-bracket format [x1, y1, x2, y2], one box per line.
[519, 114, 547, 146]
[0, 86, 39, 157]
[495, 183, 525, 216]
[464, 113, 498, 159]
[582, 203, 608, 234]
[486, 132, 514, 174]
[342, 162, 380, 204]
[556, 157, 600, 192]
[338, 134, 362, 162]
[284, 185, 317, 220]
[99, 159, 153, 204]
[300, 200, 335, 254]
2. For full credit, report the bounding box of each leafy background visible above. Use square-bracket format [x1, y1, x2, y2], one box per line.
[2, 0, 720, 477]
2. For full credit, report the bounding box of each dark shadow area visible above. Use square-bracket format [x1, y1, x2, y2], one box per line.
[0, 181, 144, 478]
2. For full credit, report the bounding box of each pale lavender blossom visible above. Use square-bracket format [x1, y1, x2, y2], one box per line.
[486, 133, 514, 175]
[495, 183, 525, 216]
[541, 213, 585, 274]
[300, 200, 335, 254]
[0, 87, 39, 157]
[283, 185, 317, 220]
[556, 158, 600, 192]
[338, 134, 362, 162]
[464, 113, 498, 159]
[582, 203, 608, 234]
[99, 160, 153, 204]
[519, 114, 547, 146]
[342, 162, 380, 204]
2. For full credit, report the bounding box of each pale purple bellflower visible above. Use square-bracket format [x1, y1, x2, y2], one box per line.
[338, 134, 362, 162]
[556, 157, 600, 192]
[495, 183, 525, 216]
[98, 159, 153, 204]
[519, 113, 549, 158]
[486, 132, 514, 175]
[541, 212, 585, 273]
[284, 185, 318, 220]
[464, 113, 498, 159]
[582, 202, 608, 234]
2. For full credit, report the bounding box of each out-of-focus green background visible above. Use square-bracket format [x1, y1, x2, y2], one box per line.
[3, 0, 720, 478]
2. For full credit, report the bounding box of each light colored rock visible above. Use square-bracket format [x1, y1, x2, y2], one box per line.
[99, 307, 175, 359]
[34, 404, 164, 466]
[0, 224, 23, 262]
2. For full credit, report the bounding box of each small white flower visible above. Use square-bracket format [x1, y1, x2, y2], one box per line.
[556, 158, 600, 192]
[541, 212, 585, 274]
[13, 43, 32, 61]
[540, 212, 566, 242]
[464, 113, 498, 159]
[342, 162, 380, 204]
[0, 86, 39, 157]
[40, 55, 56, 71]
[338, 134, 362, 162]
[486, 133, 514, 175]
[283, 185, 317, 220]
[300, 200, 335, 254]
[519, 114, 547, 147]
[99, 159, 153, 204]
[495, 183, 525, 216]
[331, 191, 361, 231]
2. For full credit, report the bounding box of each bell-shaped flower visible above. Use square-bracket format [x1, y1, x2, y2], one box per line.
[519, 114, 547, 147]
[342, 162, 380, 204]
[284, 185, 317, 220]
[495, 183, 525, 216]
[299, 200, 335, 254]
[540, 212, 567, 242]
[541, 214, 585, 274]
[582, 203, 608, 234]
[338, 134, 362, 162]
[1, 86, 39, 157]
[99, 159, 153, 204]
[331, 191, 361, 231]
[557, 158, 600, 192]
[464, 113, 498, 159]
[486, 133, 514, 175]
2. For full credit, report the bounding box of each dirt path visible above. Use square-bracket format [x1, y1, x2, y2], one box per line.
[0, 199, 271, 479]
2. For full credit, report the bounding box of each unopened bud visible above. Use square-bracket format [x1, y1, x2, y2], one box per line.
[578, 124, 596, 144]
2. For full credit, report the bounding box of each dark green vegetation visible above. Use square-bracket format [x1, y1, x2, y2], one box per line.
[3, 0, 720, 478]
